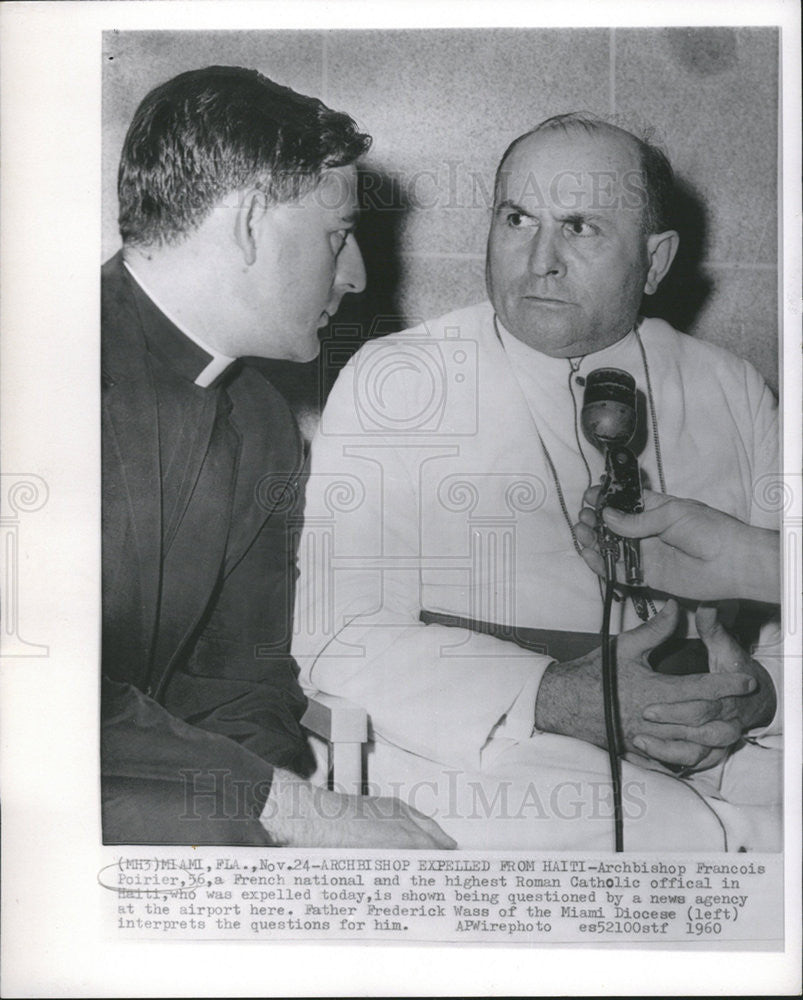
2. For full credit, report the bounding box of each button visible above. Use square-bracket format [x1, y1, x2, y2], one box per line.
[575, 375, 586, 386]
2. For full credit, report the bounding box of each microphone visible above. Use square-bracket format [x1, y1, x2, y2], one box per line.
[581, 368, 638, 449]
[581, 368, 646, 593]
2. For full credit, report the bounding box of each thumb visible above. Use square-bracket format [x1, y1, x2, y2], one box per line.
[602, 491, 671, 539]
[617, 599, 680, 660]
[695, 602, 721, 640]
[695, 602, 742, 673]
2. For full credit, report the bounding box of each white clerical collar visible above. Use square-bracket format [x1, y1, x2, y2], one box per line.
[123, 259, 236, 387]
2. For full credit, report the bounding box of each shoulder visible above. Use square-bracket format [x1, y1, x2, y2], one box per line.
[320, 301, 493, 434]
[638, 316, 774, 401]
[101, 252, 146, 381]
[373, 300, 495, 347]
[229, 365, 302, 467]
[101, 252, 136, 332]
[233, 364, 297, 421]
[339, 299, 494, 399]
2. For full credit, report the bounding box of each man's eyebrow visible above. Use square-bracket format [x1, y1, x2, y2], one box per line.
[339, 210, 360, 225]
[494, 199, 534, 217]
[493, 201, 611, 224]
[557, 211, 607, 224]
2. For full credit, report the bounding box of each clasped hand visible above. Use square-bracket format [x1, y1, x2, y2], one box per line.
[536, 601, 775, 773]
[624, 603, 774, 771]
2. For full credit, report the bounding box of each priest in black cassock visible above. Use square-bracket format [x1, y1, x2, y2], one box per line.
[101, 65, 453, 850]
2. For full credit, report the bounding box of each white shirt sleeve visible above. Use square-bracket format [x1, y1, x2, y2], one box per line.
[292, 356, 553, 770]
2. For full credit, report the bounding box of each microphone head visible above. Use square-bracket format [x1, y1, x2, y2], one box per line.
[581, 367, 637, 449]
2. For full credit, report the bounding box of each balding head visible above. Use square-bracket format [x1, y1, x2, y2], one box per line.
[495, 113, 675, 236]
[486, 114, 679, 357]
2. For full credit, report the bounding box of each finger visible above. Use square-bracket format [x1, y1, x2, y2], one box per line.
[695, 602, 723, 641]
[582, 484, 603, 508]
[642, 698, 721, 726]
[578, 545, 606, 579]
[617, 599, 680, 659]
[577, 508, 598, 532]
[365, 822, 424, 850]
[401, 802, 458, 848]
[695, 603, 751, 675]
[574, 520, 598, 549]
[632, 736, 726, 771]
[631, 735, 711, 768]
[686, 747, 729, 772]
[396, 824, 435, 849]
[411, 816, 457, 849]
[395, 817, 455, 850]
[639, 718, 743, 748]
[670, 671, 757, 699]
[645, 668, 756, 702]
[347, 815, 419, 850]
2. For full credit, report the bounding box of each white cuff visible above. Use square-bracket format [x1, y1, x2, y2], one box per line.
[489, 665, 551, 744]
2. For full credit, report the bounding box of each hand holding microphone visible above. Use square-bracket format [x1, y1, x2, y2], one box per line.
[575, 487, 780, 604]
[576, 366, 780, 604]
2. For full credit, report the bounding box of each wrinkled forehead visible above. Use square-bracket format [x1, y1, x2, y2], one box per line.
[495, 127, 645, 218]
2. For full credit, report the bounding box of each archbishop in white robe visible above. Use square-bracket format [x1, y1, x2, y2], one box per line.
[292, 301, 782, 852]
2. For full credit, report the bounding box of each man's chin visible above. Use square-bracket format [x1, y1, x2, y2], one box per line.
[247, 334, 322, 365]
[502, 312, 626, 359]
[503, 316, 583, 357]
[301, 342, 322, 363]
[292, 334, 323, 364]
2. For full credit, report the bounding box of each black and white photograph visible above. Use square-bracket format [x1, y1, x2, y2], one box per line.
[1, 1, 801, 996]
[101, 25, 785, 852]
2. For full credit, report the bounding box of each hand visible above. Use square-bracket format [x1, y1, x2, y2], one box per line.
[534, 601, 759, 770]
[260, 770, 457, 849]
[633, 605, 777, 769]
[574, 487, 779, 603]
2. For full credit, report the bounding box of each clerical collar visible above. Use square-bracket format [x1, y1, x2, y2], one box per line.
[123, 260, 236, 387]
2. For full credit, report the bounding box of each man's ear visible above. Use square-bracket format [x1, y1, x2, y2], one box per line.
[234, 188, 268, 266]
[643, 230, 679, 295]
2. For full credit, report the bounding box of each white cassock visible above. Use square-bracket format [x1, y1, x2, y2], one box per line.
[293, 301, 782, 852]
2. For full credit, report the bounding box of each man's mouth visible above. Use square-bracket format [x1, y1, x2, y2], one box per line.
[524, 295, 571, 306]
[318, 296, 343, 328]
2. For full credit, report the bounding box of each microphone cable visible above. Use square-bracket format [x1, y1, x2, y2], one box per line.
[601, 561, 625, 852]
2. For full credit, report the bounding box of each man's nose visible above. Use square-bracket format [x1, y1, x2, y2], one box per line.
[529, 226, 566, 278]
[338, 234, 367, 294]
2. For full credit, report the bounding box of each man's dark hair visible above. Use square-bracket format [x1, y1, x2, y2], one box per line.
[494, 111, 675, 234]
[118, 65, 372, 247]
